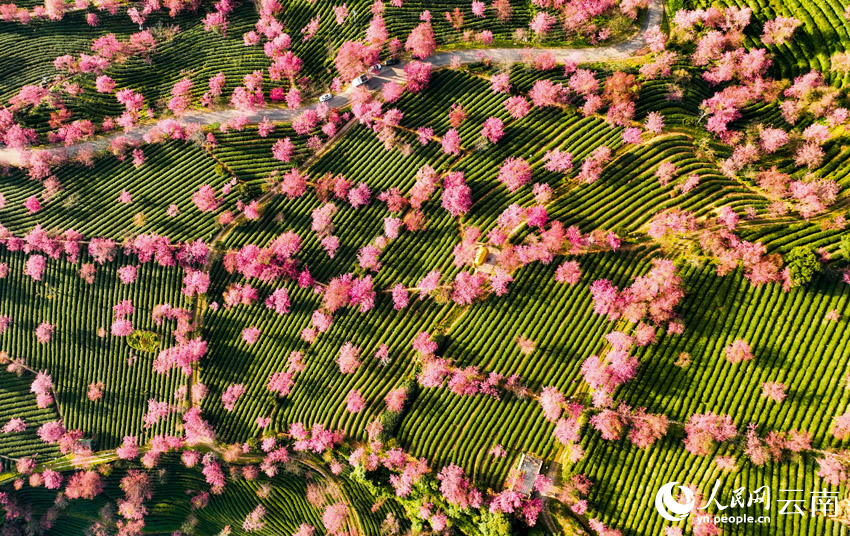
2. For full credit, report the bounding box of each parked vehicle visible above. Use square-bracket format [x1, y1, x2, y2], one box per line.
[384, 58, 399, 66]
[352, 75, 369, 88]
[319, 93, 333, 103]
[370, 63, 383, 73]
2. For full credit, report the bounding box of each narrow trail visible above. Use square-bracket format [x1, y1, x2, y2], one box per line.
[0, 0, 663, 167]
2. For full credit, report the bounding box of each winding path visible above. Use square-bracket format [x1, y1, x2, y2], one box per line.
[0, 0, 662, 167]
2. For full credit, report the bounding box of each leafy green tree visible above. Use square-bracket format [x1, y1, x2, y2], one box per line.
[477, 512, 512, 536]
[786, 246, 821, 286]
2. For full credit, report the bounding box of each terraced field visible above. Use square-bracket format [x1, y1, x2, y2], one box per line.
[2, 0, 850, 534]
[0, 140, 227, 240]
[681, 0, 850, 84]
[0, 248, 188, 451]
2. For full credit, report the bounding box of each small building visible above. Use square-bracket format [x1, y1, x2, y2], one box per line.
[473, 246, 489, 266]
[513, 453, 543, 496]
[473, 246, 501, 275]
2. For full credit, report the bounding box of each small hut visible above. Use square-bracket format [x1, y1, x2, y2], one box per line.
[473, 246, 489, 267]
[513, 453, 543, 496]
[473, 246, 501, 275]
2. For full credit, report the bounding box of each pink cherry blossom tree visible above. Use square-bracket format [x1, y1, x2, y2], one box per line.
[724, 339, 753, 364]
[345, 389, 365, 413]
[684, 412, 737, 456]
[441, 171, 472, 217]
[498, 157, 532, 192]
[335, 41, 380, 80]
[337, 342, 362, 373]
[221, 383, 245, 411]
[322, 502, 349, 535]
[404, 61, 432, 93]
[406, 22, 436, 58]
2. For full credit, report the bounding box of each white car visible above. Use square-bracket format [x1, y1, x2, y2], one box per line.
[352, 75, 369, 88]
[370, 63, 383, 73]
[319, 93, 333, 103]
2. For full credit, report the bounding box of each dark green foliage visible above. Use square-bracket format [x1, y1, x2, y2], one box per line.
[786, 245, 821, 286]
